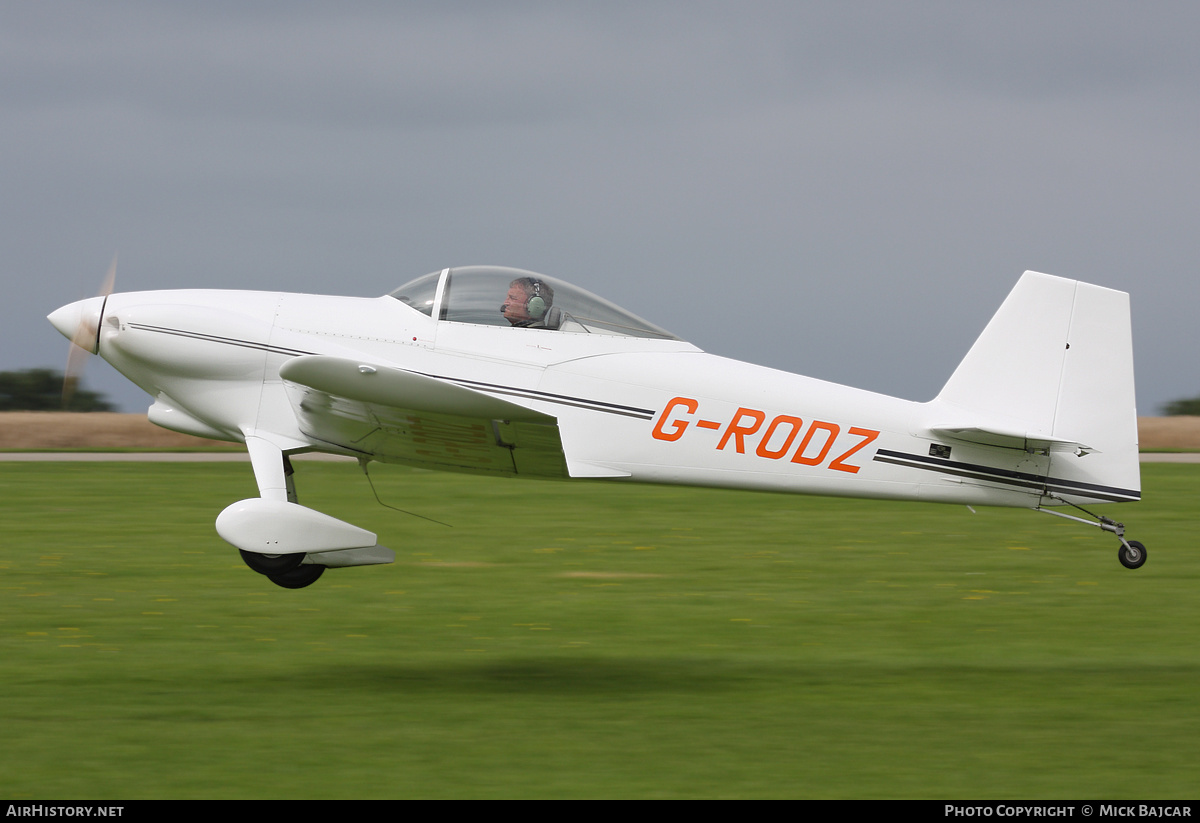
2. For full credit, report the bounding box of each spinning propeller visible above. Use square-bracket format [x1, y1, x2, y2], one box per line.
[48, 254, 117, 407]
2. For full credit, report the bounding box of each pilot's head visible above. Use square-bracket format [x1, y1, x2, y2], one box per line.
[502, 277, 554, 326]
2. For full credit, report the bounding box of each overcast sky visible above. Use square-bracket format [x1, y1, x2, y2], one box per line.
[4, 2, 1198, 415]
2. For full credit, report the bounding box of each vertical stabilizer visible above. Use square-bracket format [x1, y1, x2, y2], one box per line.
[932, 271, 1139, 502]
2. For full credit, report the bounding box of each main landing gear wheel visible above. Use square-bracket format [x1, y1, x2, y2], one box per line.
[239, 549, 304, 575]
[1118, 540, 1147, 570]
[268, 564, 326, 589]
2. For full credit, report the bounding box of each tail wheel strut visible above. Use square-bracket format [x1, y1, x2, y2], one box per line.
[1034, 499, 1146, 570]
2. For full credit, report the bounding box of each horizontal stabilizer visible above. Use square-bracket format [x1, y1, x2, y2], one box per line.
[928, 424, 1091, 454]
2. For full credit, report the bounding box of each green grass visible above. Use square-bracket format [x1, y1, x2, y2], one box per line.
[1, 461, 1197, 798]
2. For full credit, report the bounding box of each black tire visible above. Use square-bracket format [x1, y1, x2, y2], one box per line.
[1118, 540, 1147, 570]
[239, 549, 304, 575]
[267, 564, 326, 589]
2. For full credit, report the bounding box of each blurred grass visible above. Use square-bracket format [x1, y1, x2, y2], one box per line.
[1, 461, 1197, 798]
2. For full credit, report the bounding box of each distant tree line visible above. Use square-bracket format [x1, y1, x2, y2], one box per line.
[1162, 396, 1200, 416]
[0, 368, 114, 412]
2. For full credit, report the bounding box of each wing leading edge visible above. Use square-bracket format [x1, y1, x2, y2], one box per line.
[278, 355, 569, 478]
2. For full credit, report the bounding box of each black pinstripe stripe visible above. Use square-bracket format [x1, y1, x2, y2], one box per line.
[873, 449, 1140, 502]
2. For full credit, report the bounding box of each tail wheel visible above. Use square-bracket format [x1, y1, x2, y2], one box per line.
[1118, 540, 1147, 570]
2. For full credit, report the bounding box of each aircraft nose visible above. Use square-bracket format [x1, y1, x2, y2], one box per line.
[48, 296, 106, 353]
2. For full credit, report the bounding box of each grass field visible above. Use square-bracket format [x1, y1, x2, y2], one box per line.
[1, 461, 1197, 798]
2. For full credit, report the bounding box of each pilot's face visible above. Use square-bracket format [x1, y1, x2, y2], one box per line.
[502, 284, 531, 325]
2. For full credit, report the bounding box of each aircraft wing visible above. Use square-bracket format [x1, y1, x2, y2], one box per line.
[278, 355, 569, 477]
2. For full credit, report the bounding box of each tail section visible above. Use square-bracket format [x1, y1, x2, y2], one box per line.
[930, 271, 1139, 503]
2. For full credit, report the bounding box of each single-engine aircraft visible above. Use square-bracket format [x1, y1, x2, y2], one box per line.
[49, 264, 1144, 588]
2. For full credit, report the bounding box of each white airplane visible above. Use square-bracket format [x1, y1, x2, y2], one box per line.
[48, 264, 1144, 588]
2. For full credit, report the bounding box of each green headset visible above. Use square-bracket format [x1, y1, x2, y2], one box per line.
[525, 279, 548, 319]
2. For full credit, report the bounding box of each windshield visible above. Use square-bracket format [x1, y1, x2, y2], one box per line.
[389, 266, 678, 340]
[388, 269, 441, 317]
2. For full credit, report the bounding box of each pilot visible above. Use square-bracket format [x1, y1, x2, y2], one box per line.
[501, 277, 555, 327]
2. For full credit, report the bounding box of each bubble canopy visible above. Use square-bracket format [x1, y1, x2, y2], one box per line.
[388, 266, 678, 340]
